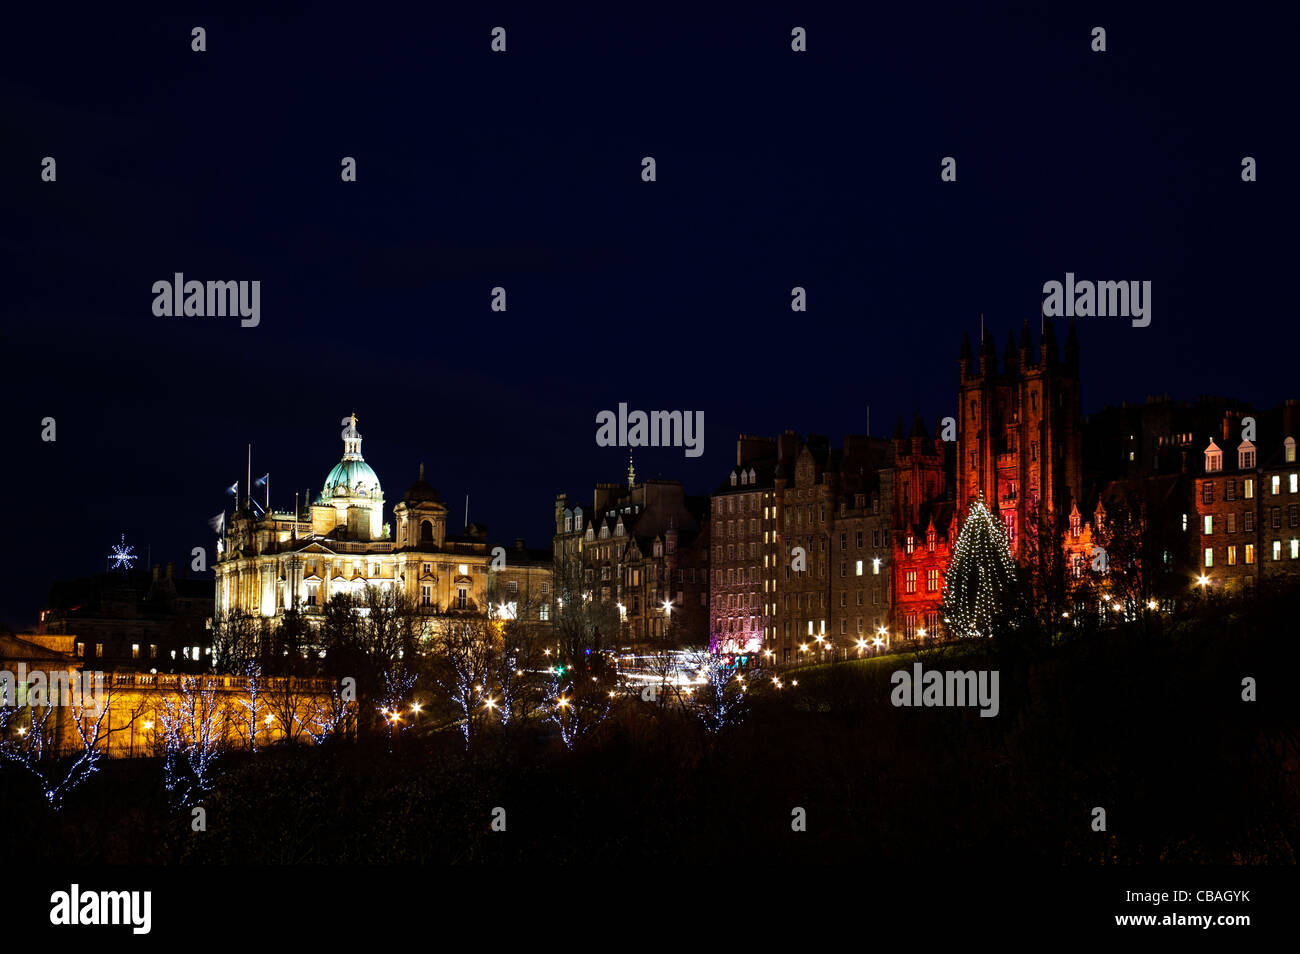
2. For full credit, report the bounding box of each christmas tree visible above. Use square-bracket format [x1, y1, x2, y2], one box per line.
[941, 496, 1022, 638]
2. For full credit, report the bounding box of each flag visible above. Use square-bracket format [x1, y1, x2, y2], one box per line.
[225, 481, 238, 495]
[208, 513, 225, 533]
[254, 473, 269, 487]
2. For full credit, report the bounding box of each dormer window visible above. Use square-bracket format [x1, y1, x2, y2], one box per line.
[615, 522, 624, 536]
[926, 529, 936, 552]
[730, 471, 738, 487]
[906, 534, 914, 554]
[748, 467, 756, 484]
[1204, 439, 1223, 473]
[585, 527, 594, 541]
[1286, 437, 1297, 464]
[1070, 511, 1081, 538]
[1238, 441, 1256, 470]
[653, 540, 663, 557]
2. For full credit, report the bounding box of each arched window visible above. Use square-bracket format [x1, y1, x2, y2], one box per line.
[420, 519, 434, 542]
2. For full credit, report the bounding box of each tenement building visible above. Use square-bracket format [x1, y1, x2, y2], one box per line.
[740, 431, 892, 663]
[554, 462, 709, 647]
[1193, 402, 1300, 595]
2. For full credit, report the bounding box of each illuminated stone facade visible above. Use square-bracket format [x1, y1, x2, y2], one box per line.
[215, 416, 551, 626]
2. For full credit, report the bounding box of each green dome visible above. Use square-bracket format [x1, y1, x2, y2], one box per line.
[319, 414, 383, 502]
[322, 458, 382, 500]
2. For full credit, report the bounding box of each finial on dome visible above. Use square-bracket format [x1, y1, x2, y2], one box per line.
[419, 461, 425, 481]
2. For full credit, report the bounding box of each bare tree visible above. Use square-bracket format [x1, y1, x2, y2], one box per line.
[430, 615, 497, 749]
[545, 666, 611, 749]
[158, 676, 228, 806]
[292, 679, 356, 745]
[686, 650, 749, 733]
[0, 676, 128, 810]
[489, 598, 550, 730]
[319, 586, 420, 737]
[210, 610, 264, 674]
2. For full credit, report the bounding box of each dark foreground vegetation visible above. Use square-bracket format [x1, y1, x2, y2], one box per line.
[6, 586, 1298, 864]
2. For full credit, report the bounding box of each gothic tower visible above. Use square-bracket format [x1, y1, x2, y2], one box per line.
[956, 319, 1083, 558]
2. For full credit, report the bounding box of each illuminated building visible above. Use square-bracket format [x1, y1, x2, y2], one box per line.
[215, 415, 552, 625]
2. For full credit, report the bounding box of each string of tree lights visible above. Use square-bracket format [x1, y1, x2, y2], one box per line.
[941, 496, 1022, 639]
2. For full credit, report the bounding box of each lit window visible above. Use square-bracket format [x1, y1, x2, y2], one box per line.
[1204, 548, 1213, 567]
[1227, 546, 1237, 566]
[856, 560, 863, 576]
[905, 571, 917, 594]
[1244, 479, 1255, 499]
[1272, 541, 1281, 561]
[1245, 544, 1255, 564]
[1203, 515, 1213, 535]
[1292, 539, 1299, 560]
[1272, 476, 1281, 495]
[132, 644, 140, 659]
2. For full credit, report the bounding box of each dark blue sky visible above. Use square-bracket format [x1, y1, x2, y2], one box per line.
[3, 2, 1294, 627]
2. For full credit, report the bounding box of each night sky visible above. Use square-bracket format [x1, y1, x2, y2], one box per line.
[3, 3, 1294, 628]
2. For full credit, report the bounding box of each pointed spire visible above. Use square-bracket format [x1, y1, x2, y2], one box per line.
[1041, 316, 1059, 365]
[627, 449, 636, 490]
[980, 326, 997, 376]
[1020, 319, 1033, 351]
[910, 412, 928, 440]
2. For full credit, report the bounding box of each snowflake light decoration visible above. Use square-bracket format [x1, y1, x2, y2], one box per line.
[108, 533, 137, 572]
